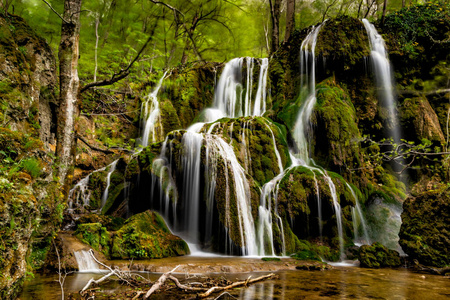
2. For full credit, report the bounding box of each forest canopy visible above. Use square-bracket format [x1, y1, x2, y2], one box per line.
[3, 0, 442, 85]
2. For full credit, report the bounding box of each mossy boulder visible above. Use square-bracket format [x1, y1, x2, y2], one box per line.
[313, 78, 362, 174]
[110, 210, 189, 259]
[358, 242, 401, 268]
[204, 116, 291, 186]
[276, 166, 357, 255]
[399, 188, 450, 268]
[315, 16, 370, 72]
[159, 62, 220, 134]
[400, 96, 444, 144]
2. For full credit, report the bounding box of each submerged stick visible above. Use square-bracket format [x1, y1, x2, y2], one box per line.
[197, 273, 277, 298]
[144, 265, 181, 299]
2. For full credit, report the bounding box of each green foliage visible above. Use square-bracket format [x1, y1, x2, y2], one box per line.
[261, 257, 281, 262]
[384, 1, 450, 58]
[21, 158, 41, 179]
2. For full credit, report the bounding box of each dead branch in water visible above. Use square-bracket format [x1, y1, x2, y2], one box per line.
[143, 265, 180, 299]
[197, 273, 277, 298]
[80, 250, 150, 296]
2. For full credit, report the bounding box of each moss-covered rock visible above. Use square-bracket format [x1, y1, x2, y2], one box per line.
[358, 242, 401, 268]
[110, 210, 189, 259]
[313, 79, 362, 174]
[0, 14, 57, 147]
[400, 96, 445, 144]
[315, 16, 370, 72]
[399, 188, 450, 268]
[159, 62, 220, 134]
[0, 128, 63, 299]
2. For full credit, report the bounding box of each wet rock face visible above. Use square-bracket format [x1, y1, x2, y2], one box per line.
[399, 189, 450, 268]
[358, 242, 401, 268]
[0, 129, 62, 299]
[0, 14, 57, 148]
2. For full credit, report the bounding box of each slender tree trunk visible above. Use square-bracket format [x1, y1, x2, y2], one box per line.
[56, 0, 82, 194]
[284, 0, 295, 43]
[381, 0, 387, 26]
[269, 0, 281, 54]
[94, 17, 99, 82]
[402, 0, 405, 8]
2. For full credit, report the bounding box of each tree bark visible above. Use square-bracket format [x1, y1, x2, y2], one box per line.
[269, 0, 281, 54]
[284, 0, 295, 43]
[381, 0, 387, 26]
[56, 0, 82, 193]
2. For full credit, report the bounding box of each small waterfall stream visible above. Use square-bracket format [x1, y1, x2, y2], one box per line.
[73, 250, 101, 273]
[100, 159, 119, 210]
[141, 71, 168, 146]
[362, 19, 401, 144]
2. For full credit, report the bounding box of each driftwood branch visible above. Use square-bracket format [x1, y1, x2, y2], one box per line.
[166, 275, 206, 292]
[76, 134, 114, 154]
[144, 265, 180, 299]
[197, 273, 277, 298]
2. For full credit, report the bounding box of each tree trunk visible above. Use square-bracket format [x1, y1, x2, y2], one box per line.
[56, 0, 82, 193]
[284, 0, 295, 43]
[381, 0, 387, 26]
[269, 0, 281, 54]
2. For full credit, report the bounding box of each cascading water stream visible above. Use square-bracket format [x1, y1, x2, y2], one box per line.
[210, 57, 269, 121]
[293, 24, 324, 164]
[74, 250, 101, 273]
[290, 22, 346, 260]
[362, 19, 401, 144]
[141, 71, 169, 147]
[100, 159, 119, 210]
[345, 183, 370, 246]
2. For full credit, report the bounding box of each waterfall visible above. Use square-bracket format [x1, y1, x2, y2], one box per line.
[290, 21, 346, 260]
[346, 183, 370, 246]
[141, 71, 168, 147]
[362, 19, 401, 144]
[74, 250, 101, 272]
[100, 159, 119, 210]
[257, 122, 285, 255]
[181, 129, 203, 242]
[293, 23, 324, 164]
[212, 57, 269, 119]
[68, 164, 110, 212]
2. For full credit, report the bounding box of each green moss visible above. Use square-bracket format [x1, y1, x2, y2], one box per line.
[261, 257, 281, 262]
[358, 242, 401, 268]
[399, 188, 450, 267]
[75, 223, 103, 250]
[110, 211, 189, 259]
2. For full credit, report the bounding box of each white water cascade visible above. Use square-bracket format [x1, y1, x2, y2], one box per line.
[74, 250, 102, 272]
[141, 71, 168, 147]
[293, 24, 324, 163]
[290, 22, 346, 260]
[346, 183, 371, 246]
[362, 19, 401, 144]
[211, 57, 269, 120]
[100, 159, 119, 210]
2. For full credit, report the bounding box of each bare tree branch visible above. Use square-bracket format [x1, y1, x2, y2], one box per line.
[41, 0, 69, 23]
[80, 20, 159, 93]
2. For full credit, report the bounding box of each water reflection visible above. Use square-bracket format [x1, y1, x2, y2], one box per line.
[20, 267, 449, 300]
